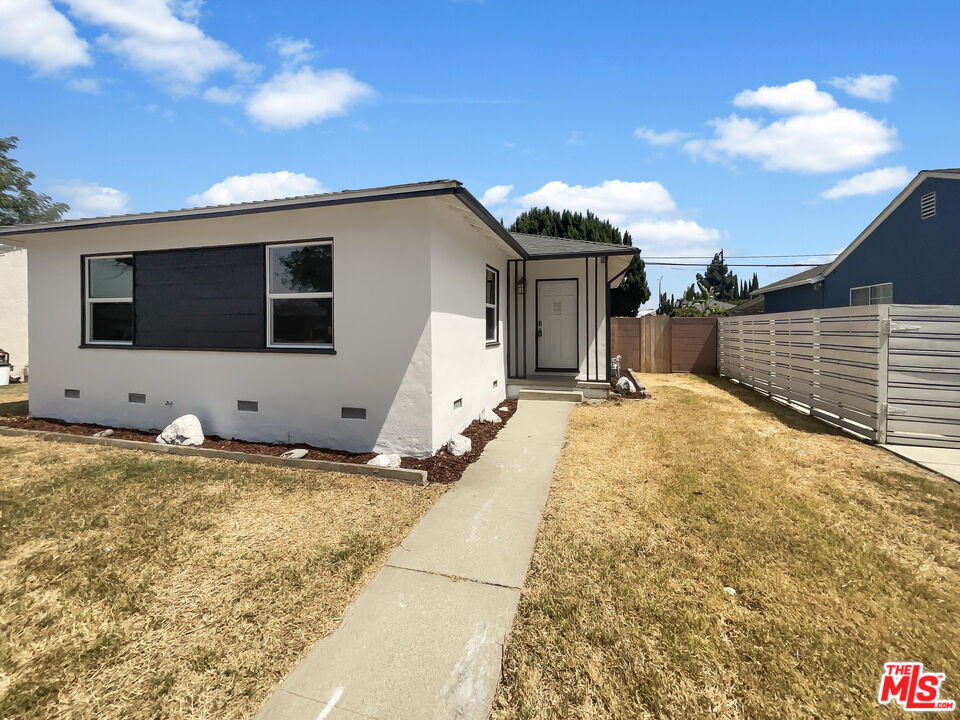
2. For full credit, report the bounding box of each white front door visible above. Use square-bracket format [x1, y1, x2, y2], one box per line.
[537, 279, 578, 370]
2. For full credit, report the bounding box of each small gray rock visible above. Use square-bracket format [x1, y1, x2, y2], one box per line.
[156, 414, 204, 446]
[92, 429, 114, 438]
[479, 408, 502, 424]
[447, 433, 472, 456]
[280, 448, 309, 459]
[367, 453, 402, 468]
[615, 376, 636, 394]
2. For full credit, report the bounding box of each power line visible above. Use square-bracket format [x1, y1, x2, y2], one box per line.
[645, 262, 822, 267]
[641, 253, 837, 259]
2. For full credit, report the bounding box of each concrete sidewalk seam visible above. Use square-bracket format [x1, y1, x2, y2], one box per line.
[384, 562, 526, 591]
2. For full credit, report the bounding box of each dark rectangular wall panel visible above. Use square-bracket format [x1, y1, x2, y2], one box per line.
[134, 245, 265, 349]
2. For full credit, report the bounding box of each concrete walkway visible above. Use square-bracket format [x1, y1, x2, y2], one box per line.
[882, 444, 960, 484]
[254, 399, 575, 720]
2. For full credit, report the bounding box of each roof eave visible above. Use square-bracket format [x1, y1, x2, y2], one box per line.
[0, 180, 465, 238]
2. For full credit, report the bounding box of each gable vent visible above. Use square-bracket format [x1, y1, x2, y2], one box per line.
[921, 191, 936, 219]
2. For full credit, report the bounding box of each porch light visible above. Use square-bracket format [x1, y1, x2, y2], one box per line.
[517, 277, 526, 295]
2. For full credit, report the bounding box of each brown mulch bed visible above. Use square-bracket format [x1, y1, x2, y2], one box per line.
[0, 399, 519, 484]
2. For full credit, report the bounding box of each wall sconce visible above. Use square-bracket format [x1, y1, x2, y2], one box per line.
[517, 277, 526, 295]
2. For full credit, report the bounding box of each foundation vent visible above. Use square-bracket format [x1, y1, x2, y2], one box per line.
[64, 389, 80, 399]
[128, 393, 146, 404]
[237, 400, 259, 412]
[341, 407, 366, 420]
[453, 398, 463, 409]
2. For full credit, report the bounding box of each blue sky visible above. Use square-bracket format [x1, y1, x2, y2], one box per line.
[2, 0, 957, 306]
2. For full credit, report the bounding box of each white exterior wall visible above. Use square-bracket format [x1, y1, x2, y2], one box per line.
[428, 206, 511, 451]
[26, 199, 441, 456]
[521, 257, 609, 379]
[0, 246, 29, 373]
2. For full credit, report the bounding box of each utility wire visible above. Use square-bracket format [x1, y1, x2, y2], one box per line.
[641, 253, 838, 259]
[644, 262, 822, 267]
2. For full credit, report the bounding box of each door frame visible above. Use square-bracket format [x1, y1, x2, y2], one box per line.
[535, 277, 580, 372]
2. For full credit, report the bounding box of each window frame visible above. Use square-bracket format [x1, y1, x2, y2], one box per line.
[84, 253, 134, 346]
[849, 282, 893, 307]
[485, 264, 500, 346]
[265, 239, 334, 350]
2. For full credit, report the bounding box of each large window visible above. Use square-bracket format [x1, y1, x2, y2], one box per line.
[85, 255, 133, 344]
[267, 241, 333, 348]
[850, 282, 893, 306]
[485, 265, 499, 344]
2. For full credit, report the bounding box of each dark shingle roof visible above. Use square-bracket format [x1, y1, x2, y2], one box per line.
[756, 263, 830, 294]
[510, 232, 640, 258]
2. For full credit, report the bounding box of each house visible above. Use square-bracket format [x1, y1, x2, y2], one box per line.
[0, 244, 29, 374]
[755, 169, 960, 313]
[0, 180, 637, 457]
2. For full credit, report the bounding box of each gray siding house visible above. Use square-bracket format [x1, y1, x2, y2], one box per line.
[757, 170, 960, 313]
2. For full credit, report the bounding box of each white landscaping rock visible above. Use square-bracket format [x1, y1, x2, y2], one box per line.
[497, 406, 510, 413]
[92, 429, 114, 438]
[615, 376, 637, 394]
[156, 414, 204, 446]
[280, 448, 309, 459]
[723, 586, 737, 597]
[479, 408, 502, 424]
[447, 433, 472, 456]
[367, 453, 402, 468]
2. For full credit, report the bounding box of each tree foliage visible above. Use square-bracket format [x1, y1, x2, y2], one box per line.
[696, 250, 739, 302]
[0, 137, 68, 226]
[510, 206, 650, 316]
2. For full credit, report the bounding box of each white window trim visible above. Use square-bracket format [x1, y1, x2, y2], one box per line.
[85, 254, 133, 346]
[265, 240, 334, 349]
[849, 282, 893, 306]
[485, 265, 499, 345]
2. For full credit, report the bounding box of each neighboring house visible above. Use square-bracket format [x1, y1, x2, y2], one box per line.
[756, 169, 960, 313]
[0, 180, 637, 457]
[0, 244, 28, 373]
[726, 295, 764, 315]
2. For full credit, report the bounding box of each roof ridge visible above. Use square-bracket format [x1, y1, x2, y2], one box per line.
[510, 231, 631, 248]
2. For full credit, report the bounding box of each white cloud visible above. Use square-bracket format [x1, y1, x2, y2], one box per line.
[187, 171, 325, 206]
[203, 85, 243, 104]
[52, 180, 131, 218]
[634, 127, 691, 146]
[684, 79, 899, 173]
[625, 219, 727, 256]
[479, 184, 513, 207]
[245, 67, 374, 129]
[271, 36, 314, 66]
[66, 77, 101, 94]
[0, 0, 90, 75]
[828, 73, 898, 102]
[820, 166, 913, 199]
[62, 0, 256, 93]
[514, 180, 676, 223]
[733, 79, 837, 114]
[686, 107, 898, 173]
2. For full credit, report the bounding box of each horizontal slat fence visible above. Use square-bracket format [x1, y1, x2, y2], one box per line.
[885, 305, 960, 447]
[719, 306, 885, 441]
[719, 304, 960, 448]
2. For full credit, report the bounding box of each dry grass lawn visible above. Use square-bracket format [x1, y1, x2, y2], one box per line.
[0, 436, 443, 719]
[494, 374, 960, 719]
[0, 382, 28, 417]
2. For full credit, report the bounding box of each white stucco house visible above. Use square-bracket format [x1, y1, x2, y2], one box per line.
[0, 244, 29, 374]
[0, 180, 638, 457]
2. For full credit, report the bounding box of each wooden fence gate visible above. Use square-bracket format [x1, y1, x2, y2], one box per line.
[611, 316, 717, 374]
[718, 305, 960, 448]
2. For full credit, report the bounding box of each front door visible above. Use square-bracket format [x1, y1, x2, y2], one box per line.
[537, 279, 578, 371]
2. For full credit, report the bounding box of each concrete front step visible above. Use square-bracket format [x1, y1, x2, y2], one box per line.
[516, 389, 585, 402]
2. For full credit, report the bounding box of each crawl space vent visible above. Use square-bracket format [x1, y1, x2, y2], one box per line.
[128, 393, 146, 404]
[64, 389, 80, 399]
[341, 407, 366, 420]
[921, 191, 936, 219]
[237, 400, 259, 412]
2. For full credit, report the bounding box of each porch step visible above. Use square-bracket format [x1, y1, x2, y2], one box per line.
[517, 389, 585, 403]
